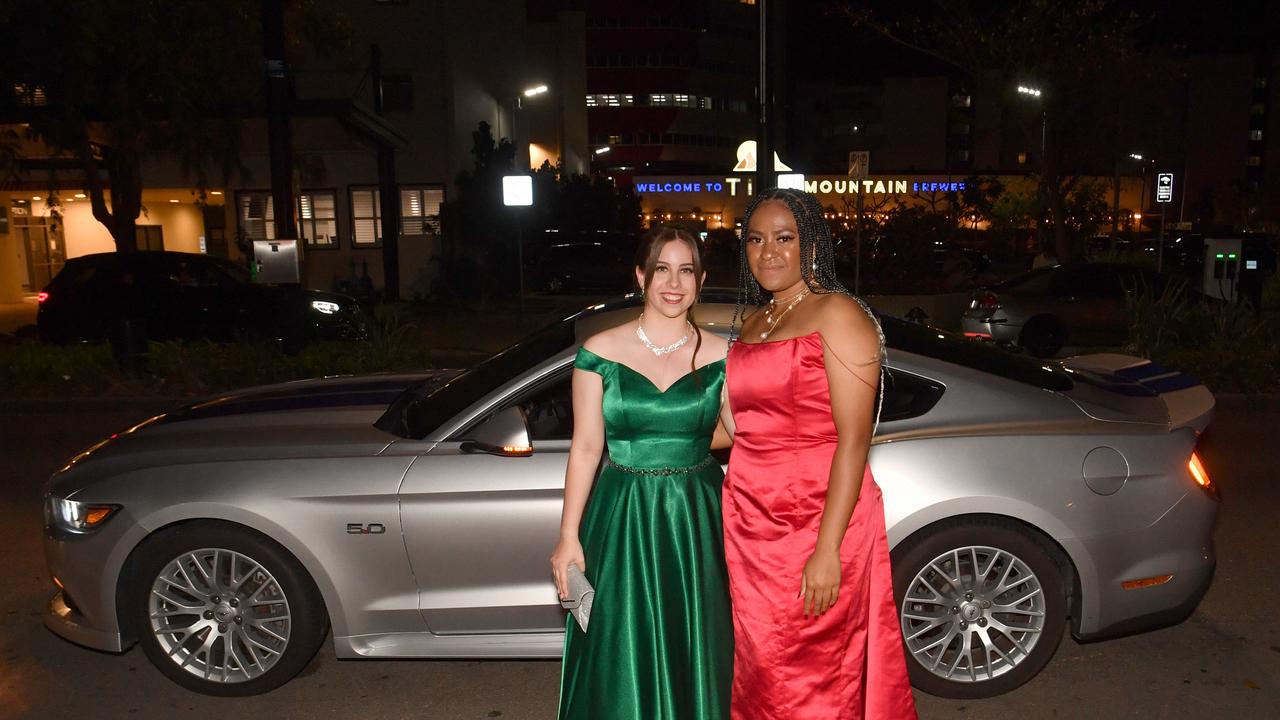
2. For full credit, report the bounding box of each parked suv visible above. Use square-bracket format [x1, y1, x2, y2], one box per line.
[37, 252, 365, 347]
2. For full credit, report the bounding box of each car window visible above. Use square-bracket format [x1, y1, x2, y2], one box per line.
[880, 368, 945, 422]
[518, 373, 574, 441]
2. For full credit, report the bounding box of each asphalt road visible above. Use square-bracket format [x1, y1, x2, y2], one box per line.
[2, 401, 1277, 719]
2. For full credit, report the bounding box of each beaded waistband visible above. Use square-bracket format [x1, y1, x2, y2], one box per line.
[605, 455, 715, 477]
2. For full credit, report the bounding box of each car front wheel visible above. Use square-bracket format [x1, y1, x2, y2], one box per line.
[129, 521, 328, 696]
[893, 518, 1066, 698]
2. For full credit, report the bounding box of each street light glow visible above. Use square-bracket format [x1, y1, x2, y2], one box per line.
[594, 146, 611, 155]
[523, 85, 548, 97]
[1129, 153, 1144, 161]
[1017, 85, 1043, 97]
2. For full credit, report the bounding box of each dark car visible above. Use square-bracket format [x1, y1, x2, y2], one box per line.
[962, 263, 1157, 357]
[532, 241, 634, 294]
[37, 251, 365, 348]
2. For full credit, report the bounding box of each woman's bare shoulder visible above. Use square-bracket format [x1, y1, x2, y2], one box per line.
[581, 322, 633, 357]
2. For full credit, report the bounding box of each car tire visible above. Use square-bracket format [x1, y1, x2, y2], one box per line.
[1019, 315, 1066, 358]
[129, 521, 328, 696]
[892, 518, 1066, 699]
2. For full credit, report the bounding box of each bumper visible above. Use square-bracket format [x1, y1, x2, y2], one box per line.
[44, 590, 125, 652]
[961, 316, 1021, 343]
[1072, 488, 1218, 640]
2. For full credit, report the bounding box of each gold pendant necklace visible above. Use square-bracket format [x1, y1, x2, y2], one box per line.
[760, 289, 810, 339]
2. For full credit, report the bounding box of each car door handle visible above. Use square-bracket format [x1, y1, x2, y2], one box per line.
[460, 441, 533, 458]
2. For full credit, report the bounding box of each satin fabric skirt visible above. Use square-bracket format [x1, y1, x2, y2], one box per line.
[724, 463, 918, 720]
[558, 462, 734, 720]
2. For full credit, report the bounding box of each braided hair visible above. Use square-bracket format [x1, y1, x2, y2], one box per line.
[732, 187, 888, 431]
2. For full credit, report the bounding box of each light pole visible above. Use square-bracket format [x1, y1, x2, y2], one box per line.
[1017, 85, 1047, 253]
[503, 175, 533, 313]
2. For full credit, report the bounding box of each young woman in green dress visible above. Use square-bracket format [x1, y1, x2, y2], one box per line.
[550, 227, 733, 719]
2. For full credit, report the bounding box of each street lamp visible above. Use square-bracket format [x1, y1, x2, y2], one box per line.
[503, 175, 534, 312]
[1016, 84, 1047, 251]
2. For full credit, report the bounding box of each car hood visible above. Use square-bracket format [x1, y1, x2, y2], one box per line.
[47, 371, 459, 497]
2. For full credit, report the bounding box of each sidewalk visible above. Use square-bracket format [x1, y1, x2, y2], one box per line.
[0, 295, 38, 335]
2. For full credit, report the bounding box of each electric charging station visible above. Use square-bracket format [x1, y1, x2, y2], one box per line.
[1202, 238, 1241, 301]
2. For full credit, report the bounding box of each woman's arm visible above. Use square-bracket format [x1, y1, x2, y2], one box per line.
[801, 297, 881, 616]
[711, 381, 735, 449]
[550, 367, 606, 598]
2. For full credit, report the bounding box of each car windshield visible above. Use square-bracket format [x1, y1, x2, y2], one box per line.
[992, 267, 1056, 293]
[376, 317, 577, 439]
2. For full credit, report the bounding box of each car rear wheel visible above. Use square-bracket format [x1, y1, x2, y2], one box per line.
[893, 519, 1066, 698]
[130, 521, 328, 696]
[1020, 315, 1066, 358]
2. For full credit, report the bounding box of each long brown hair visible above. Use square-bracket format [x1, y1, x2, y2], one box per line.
[635, 226, 705, 378]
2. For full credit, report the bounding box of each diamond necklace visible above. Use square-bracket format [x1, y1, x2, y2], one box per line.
[636, 314, 693, 356]
[760, 288, 810, 339]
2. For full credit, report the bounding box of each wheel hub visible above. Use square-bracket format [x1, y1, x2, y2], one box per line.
[147, 547, 292, 684]
[900, 544, 1047, 683]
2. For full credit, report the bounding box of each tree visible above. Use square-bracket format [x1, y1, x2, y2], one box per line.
[844, 0, 1182, 262]
[0, 0, 352, 252]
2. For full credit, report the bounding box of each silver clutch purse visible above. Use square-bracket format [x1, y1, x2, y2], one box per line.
[560, 564, 595, 632]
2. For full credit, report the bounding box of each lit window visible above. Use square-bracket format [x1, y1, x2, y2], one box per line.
[350, 188, 383, 247]
[298, 191, 338, 249]
[586, 95, 597, 107]
[700, 96, 714, 110]
[400, 186, 445, 236]
[1247, 155, 1262, 167]
[1250, 129, 1263, 141]
[608, 134, 621, 144]
[650, 93, 670, 106]
[237, 192, 275, 243]
[952, 93, 972, 108]
[1017, 152, 1028, 165]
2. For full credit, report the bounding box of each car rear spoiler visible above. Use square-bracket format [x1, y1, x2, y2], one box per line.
[1060, 353, 1214, 432]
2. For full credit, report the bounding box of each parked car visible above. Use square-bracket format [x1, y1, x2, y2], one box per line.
[962, 262, 1158, 357]
[532, 241, 634, 294]
[43, 293, 1216, 699]
[37, 251, 365, 348]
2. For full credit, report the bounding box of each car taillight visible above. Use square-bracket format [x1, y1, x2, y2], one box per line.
[37, 291, 49, 303]
[970, 291, 999, 313]
[1188, 451, 1215, 497]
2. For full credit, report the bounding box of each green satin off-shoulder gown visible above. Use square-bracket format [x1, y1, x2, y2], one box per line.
[558, 346, 733, 720]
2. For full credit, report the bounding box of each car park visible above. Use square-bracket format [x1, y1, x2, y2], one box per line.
[962, 263, 1158, 357]
[43, 293, 1216, 699]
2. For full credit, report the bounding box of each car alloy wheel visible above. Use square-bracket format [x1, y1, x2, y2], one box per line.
[147, 548, 292, 684]
[893, 519, 1066, 698]
[131, 521, 328, 696]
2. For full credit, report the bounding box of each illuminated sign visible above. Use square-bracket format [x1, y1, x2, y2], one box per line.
[634, 176, 966, 198]
[1156, 173, 1173, 203]
[732, 140, 792, 172]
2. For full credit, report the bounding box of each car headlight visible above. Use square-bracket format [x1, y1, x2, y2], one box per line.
[45, 496, 119, 534]
[311, 300, 341, 315]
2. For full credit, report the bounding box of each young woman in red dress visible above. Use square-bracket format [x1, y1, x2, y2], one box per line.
[719, 189, 918, 719]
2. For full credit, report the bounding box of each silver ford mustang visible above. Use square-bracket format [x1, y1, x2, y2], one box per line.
[42, 294, 1218, 698]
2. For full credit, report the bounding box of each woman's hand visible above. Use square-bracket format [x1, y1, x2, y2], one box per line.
[550, 535, 587, 600]
[800, 547, 842, 617]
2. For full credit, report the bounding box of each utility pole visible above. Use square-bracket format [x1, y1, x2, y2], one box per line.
[263, 0, 297, 248]
[372, 44, 401, 301]
[756, 0, 774, 192]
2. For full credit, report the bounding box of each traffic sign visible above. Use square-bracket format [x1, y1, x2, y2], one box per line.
[1156, 173, 1173, 203]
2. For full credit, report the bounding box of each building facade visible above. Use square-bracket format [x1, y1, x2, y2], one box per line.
[0, 0, 588, 302]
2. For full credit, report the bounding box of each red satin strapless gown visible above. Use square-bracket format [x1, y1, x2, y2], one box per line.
[723, 332, 917, 720]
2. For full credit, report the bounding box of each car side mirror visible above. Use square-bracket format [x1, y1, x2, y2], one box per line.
[460, 406, 533, 458]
